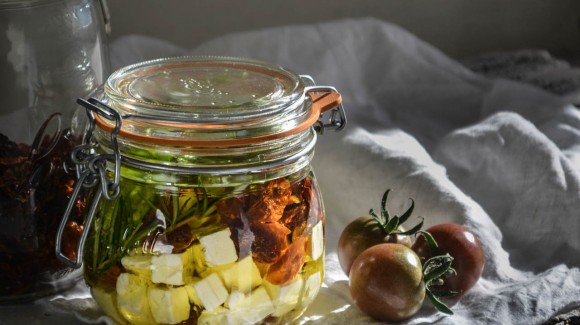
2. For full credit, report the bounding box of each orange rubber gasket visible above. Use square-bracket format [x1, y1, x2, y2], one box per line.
[94, 91, 341, 147]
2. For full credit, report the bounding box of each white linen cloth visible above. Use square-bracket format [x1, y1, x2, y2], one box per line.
[40, 17, 580, 324]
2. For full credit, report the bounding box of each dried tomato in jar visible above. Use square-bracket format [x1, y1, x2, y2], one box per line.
[56, 57, 346, 324]
[0, 0, 109, 303]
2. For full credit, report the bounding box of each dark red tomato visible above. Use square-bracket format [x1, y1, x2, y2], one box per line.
[337, 216, 413, 275]
[349, 243, 425, 322]
[412, 223, 484, 295]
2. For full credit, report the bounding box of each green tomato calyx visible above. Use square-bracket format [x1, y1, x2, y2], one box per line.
[423, 253, 456, 315]
[369, 189, 424, 238]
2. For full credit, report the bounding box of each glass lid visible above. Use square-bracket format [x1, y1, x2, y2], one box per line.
[128, 65, 284, 109]
[104, 56, 304, 122]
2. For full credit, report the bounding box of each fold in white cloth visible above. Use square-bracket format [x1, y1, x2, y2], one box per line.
[41, 17, 580, 324]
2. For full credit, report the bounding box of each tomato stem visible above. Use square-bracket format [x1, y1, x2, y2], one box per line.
[426, 289, 454, 315]
[423, 253, 456, 315]
[369, 189, 425, 239]
[380, 189, 391, 220]
[398, 198, 414, 224]
[394, 217, 424, 235]
[416, 230, 440, 256]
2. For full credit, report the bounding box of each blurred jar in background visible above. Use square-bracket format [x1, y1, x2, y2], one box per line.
[0, 0, 110, 303]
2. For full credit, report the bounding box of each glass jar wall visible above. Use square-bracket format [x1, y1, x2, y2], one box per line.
[0, 0, 110, 303]
[59, 57, 345, 324]
[83, 163, 325, 325]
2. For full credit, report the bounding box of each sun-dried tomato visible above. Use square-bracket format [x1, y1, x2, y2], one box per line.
[250, 222, 290, 263]
[281, 203, 309, 235]
[293, 177, 313, 204]
[246, 198, 282, 223]
[246, 179, 293, 222]
[61, 221, 84, 260]
[0, 128, 83, 298]
[215, 177, 319, 278]
[216, 196, 247, 229]
[296, 176, 324, 226]
[165, 224, 194, 253]
[281, 176, 326, 236]
[265, 236, 308, 285]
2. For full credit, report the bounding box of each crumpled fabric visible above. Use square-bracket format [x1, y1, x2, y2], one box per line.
[41, 17, 580, 324]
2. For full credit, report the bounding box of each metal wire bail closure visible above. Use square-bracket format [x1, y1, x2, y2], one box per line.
[55, 98, 123, 268]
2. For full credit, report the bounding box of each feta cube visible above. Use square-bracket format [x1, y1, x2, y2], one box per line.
[224, 290, 246, 309]
[198, 306, 236, 325]
[219, 255, 262, 293]
[263, 277, 304, 316]
[199, 228, 238, 267]
[121, 254, 152, 279]
[184, 281, 203, 306]
[310, 221, 324, 261]
[151, 247, 195, 286]
[193, 272, 229, 311]
[299, 272, 322, 307]
[226, 287, 275, 324]
[147, 286, 191, 324]
[198, 288, 275, 325]
[116, 273, 155, 325]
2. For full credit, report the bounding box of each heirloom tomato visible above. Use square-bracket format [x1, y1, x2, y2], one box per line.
[412, 223, 484, 295]
[337, 189, 423, 275]
[349, 244, 425, 322]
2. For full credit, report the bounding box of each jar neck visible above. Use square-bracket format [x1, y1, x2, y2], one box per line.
[93, 127, 318, 187]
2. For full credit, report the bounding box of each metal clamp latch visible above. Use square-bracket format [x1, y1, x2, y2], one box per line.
[55, 98, 123, 268]
[306, 86, 347, 134]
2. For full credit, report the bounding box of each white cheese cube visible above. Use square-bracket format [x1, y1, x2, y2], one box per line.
[310, 221, 324, 261]
[116, 273, 155, 325]
[225, 287, 275, 324]
[299, 272, 322, 307]
[219, 255, 262, 293]
[224, 290, 246, 309]
[147, 286, 191, 324]
[199, 261, 236, 279]
[198, 306, 238, 325]
[91, 287, 128, 325]
[184, 281, 203, 306]
[193, 272, 229, 311]
[199, 228, 238, 267]
[263, 277, 304, 316]
[198, 288, 275, 325]
[121, 254, 152, 279]
[151, 247, 194, 286]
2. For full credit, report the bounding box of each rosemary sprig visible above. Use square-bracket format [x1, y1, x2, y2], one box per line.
[86, 183, 220, 275]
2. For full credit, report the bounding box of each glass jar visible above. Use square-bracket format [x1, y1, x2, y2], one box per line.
[0, 0, 110, 303]
[57, 56, 345, 324]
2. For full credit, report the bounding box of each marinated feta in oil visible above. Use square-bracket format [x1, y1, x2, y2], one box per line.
[83, 175, 325, 324]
